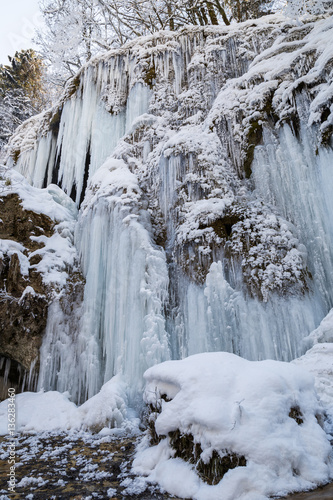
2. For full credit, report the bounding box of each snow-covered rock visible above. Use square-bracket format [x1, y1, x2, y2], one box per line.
[134, 351, 333, 500]
[0, 167, 83, 399]
[0, 375, 133, 435]
[293, 342, 333, 436]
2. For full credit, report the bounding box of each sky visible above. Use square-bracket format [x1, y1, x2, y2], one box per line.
[0, 0, 42, 65]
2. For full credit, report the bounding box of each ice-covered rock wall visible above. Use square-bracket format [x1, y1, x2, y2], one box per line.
[0, 167, 82, 399]
[5, 13, 333, 405]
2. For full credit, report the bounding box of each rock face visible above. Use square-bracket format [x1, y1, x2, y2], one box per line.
[0, 171, 82, 400]
[0, 194, 52, 398]
[2, 14, 333, 403]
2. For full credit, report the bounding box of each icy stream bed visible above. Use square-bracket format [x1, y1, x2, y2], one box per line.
[285, 483, 333, 500]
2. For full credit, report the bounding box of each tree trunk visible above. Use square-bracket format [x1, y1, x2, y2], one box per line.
[205, 1, 219, 24]
[167, 2, 175, 31]
[213, 0, 231, 25]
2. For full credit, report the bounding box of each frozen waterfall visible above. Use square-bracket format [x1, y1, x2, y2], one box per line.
[5, 17, 333, 408]
[10, 78, 151, 206]
[252, 122, 333, 313]
[38, 160, 170, 405]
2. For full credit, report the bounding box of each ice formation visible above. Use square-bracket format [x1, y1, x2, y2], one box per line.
[2, 11, 333, 439]
[41, 158, 170, 404]
[0, 167, 80, 396]
[1, 12, 333, 499]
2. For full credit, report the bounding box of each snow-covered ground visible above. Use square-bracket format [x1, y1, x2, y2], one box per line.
[0, 429, 160, 499]
[0, 375, 134, 436]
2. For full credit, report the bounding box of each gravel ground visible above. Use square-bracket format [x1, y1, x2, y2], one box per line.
[0, 432, 176, 500]
[0, 432, 331, 500]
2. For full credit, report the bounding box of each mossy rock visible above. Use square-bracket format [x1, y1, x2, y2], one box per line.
[66, 75, 81, 99]
[203, 214, 241, 239]
[0, 193, 54, 252]
[289, 406, 303, 425]
[320, 123, 333, 147]
[11, 149, 21, 164]
[144, 65, 157, 88]
[49, 106, 63, 134]
[176, 210, 242, 285]
[169, 430, 247, 485]
[243, 120, 263, 178]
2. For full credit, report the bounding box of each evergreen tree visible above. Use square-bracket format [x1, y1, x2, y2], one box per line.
[0, 49, 46, 110]
[0, 89, 36, 150]
[0, 49, 47, 151]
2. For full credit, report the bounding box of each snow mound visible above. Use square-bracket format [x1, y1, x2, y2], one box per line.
[0, 166, 77, 221]
[134, 352, 333, 500]
[76, 375, 129, 431]
[0, 376, 132, 435]
[304, 308, 333, 345]
[293, 342, 333, 436]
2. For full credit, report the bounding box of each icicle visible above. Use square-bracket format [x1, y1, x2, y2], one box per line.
[75, 165, 170, 404]
[125, 83, 152, 132]
[39, 159, 171, 405]
[252, 123, 333, 313]
[14, 132, 57, 188]
[171, 261, 318, 363]
[3, 358, 11, 386]
[14, 68, 151, 206]
[56, 78, 152, 204]
[38, 298, 86, 402]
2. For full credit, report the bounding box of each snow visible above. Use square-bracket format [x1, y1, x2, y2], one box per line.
[0, 391, 77, 434]
[16, 477, 48, 488]
[0, 13, 333, 499]
[133, 351, 333, 500]
[107, 487, 117, 497]
[0, 166, 78, 290]
[293, 310, 333, 437]
[75, 375, 129, 431]
[0, 166, 77, 222]
[295, 343, 333, 428]
[0, 239, 29, 276]
[0, 375, 136, 435]
[304, 309, 333, 345]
